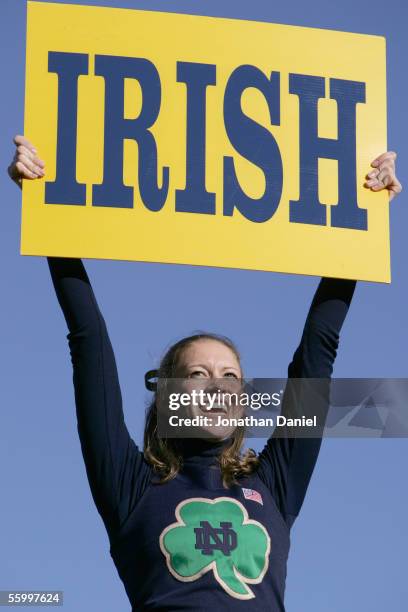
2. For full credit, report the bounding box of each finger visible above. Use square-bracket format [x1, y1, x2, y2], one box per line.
[366, 175, 402, 195]
[17, 145, 36, 163]
[15, 160, 38, 180]
[372, 151, 397, 165]
[377, 169, 394, 186]
[366, 169, 379, 179]
[17, 154, 45, 177]
[371, 151, 397, 167]
[18, 148, 45, 168]
[377, 160, 394, 172]
[364, 179, 379, 187]
[15, 144, 45, 168]
[13, 134, 37, 154]
[366, 167, 396, 189]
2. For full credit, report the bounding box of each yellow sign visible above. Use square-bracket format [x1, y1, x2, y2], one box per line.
[22, 1, 389, 281]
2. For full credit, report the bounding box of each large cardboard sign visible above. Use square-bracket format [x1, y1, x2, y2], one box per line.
[22, 2, 389, 281]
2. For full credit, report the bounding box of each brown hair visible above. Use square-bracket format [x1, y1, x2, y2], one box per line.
[143, 333, 259, 487]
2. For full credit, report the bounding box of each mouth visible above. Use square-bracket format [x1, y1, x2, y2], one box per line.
[198, 403, 229, 414]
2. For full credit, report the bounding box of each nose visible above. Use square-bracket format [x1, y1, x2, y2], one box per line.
[204, 377, 241, 395]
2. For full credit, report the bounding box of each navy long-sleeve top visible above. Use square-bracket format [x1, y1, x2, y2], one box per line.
[48, 257, 355, 611]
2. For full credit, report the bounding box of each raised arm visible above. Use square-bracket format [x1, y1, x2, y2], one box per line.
[8, 136, 151, 541]
[257, 277, 355, 527]
[48, 257, 151, 539]
[256, 149, 401, 527]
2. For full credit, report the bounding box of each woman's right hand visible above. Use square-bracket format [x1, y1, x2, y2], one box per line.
[7, 135, 45, 189]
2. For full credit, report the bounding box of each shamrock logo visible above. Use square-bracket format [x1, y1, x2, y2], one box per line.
[159, 497, 270, 600]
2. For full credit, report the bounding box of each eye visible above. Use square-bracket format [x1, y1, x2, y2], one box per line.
[188, 370, 208, 378]
[224, 372, 239, 379]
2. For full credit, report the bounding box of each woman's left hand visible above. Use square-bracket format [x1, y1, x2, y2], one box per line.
[365, 151, 402, 201]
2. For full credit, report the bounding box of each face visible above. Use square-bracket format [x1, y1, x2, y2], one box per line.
[175, 338, 241, 379]
[169, 338, 244, 440]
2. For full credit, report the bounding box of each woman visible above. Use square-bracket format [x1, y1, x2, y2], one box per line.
[8, 136, 402, 610]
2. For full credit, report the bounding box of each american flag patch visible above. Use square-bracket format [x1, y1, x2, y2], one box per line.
[242, 488, 263, 505]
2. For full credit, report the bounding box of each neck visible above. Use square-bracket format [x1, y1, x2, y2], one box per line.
[176, 437, 233, 462]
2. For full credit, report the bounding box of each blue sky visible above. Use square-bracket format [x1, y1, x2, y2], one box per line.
[1, 1, 407, 610]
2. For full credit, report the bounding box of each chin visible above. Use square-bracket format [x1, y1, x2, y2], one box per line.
[198, 425, 236, 441]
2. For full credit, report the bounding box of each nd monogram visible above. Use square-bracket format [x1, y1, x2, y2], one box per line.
[194, 520, 238, 556]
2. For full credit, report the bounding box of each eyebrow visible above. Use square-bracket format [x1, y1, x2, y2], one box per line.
[183, 364, 240, 371]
